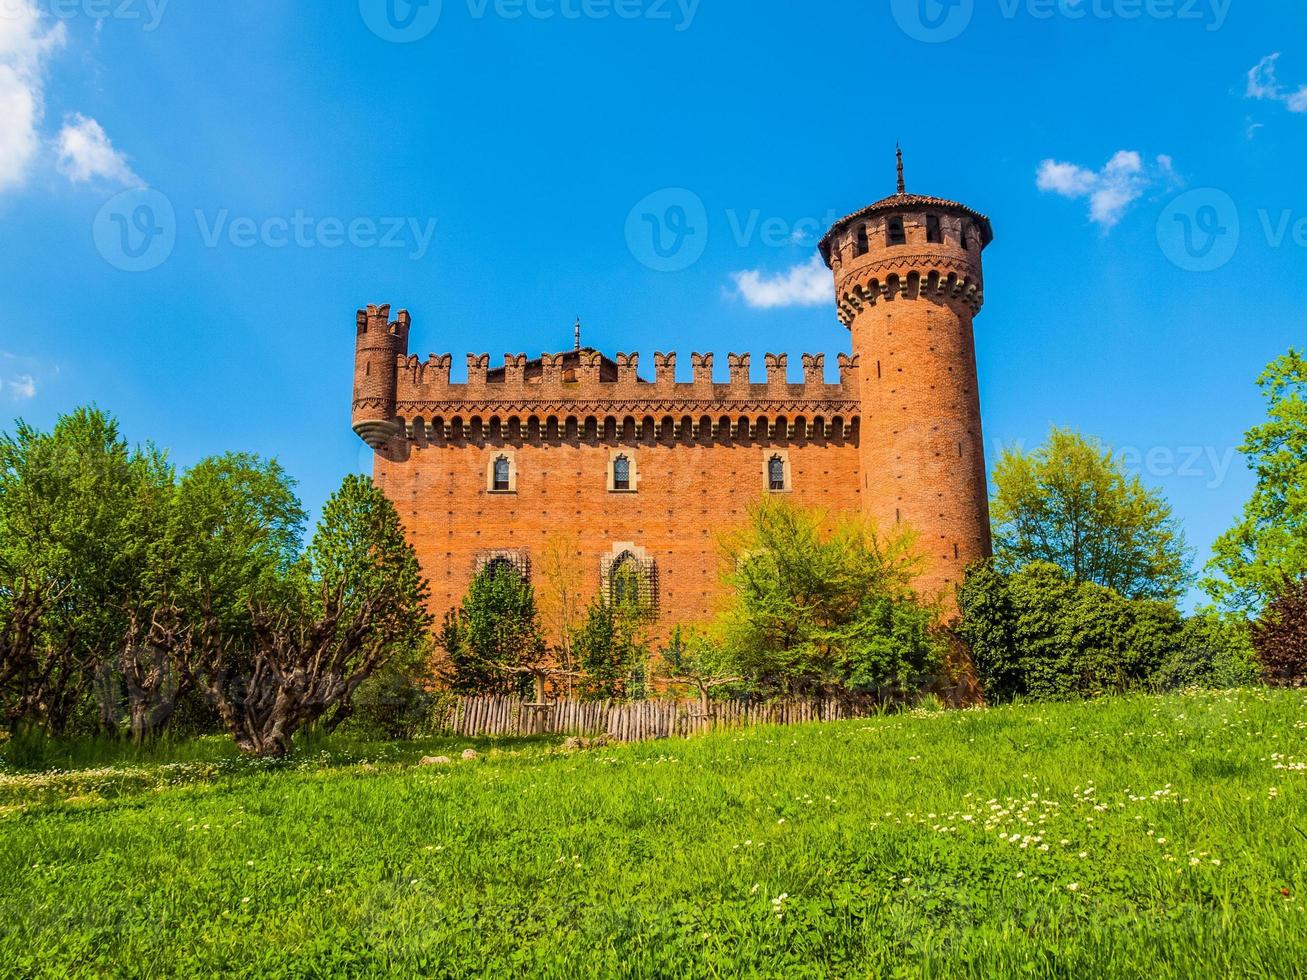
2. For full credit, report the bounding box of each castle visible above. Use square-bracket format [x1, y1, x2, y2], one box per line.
[352, 156, 993, 637]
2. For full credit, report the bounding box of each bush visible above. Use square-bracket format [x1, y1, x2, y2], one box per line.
[958, 560, 1236, 702]
[1152, 613, 1260, 690]
[1254, 578, 1307, 687]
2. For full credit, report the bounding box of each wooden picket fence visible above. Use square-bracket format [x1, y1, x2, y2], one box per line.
[427, 695, 870, 742]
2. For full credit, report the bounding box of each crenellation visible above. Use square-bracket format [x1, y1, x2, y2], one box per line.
[764, 353, 788, 388]
[728, 353, 750, 387]
[691, 352, 713, 387]
[654, 352, 676, 385]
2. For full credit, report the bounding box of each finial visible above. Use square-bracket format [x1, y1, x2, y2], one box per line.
[574, 316, 581, 352]
[896, 143, 905, 195]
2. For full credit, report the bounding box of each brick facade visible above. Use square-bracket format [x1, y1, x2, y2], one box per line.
[353, 171, 993, 638]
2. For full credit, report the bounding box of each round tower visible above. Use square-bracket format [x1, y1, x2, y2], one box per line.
[352, 303, 410, 450]
[819, 150, 993, 613]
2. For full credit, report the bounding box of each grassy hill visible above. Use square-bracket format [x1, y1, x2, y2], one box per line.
[1, 689, 1304, 977]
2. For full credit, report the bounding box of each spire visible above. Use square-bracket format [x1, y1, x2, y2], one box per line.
[896, 143, 905, 195]
[574, 316, 581, 352]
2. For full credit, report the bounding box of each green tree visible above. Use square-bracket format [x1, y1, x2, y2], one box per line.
[0, 408, 171, 735]
[717, 500, 942, 699]
[572, 593, 649, 702]
[440, 563, 546, 696]
[196, 475, 430, 756]
[991, 427, 1191, 600]
[658, 626, 739, 711]
[1204, 350, 1307, 614]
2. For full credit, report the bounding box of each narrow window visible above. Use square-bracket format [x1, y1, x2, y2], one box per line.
[926, 215, 942, 244]
[854, 225, 869, 256]
[886, 216, 906, 246]
[613, 454, 631, 491]
[768, 455, 786, 492]
[961, 224, 971, 250]
[492, 455, 511, 492]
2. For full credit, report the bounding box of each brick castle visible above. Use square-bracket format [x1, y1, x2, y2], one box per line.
[352, 155, 993, 638]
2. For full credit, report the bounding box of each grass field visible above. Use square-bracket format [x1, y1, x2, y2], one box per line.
[1, 689, 1305, 978]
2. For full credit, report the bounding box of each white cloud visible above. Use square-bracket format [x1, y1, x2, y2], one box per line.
[56, 113, 140, 186]
[1246, 53, 1307, 115]
[1036, 150, 1177, 230]
[0, 1, 66, 193]
[1, 374, 37, 401]
[730, 254, 829, 309]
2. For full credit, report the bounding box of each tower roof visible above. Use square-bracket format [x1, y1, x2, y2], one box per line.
[818, 148, 994, 260]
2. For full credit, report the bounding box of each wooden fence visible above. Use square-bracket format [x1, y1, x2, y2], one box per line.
[427, 695, 869, 742]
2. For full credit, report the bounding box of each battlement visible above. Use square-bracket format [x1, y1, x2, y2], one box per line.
[393, 350, 858, 402]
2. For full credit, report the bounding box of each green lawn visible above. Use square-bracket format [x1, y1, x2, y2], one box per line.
[1, 690, 1304, 978]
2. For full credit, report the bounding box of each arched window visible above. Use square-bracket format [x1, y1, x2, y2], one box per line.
[926, 215, 942, 244]
[611, 551, 640, 607]
[886, 216, 907, 246]
[485, 556, 516, 580]
[492, 455, 511, 492]
[768, 455, 787, 491]
[854, 224, 869, 256]
[613, 454, 631, 491]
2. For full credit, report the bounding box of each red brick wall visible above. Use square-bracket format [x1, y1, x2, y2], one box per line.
[374, 433, 861, 644]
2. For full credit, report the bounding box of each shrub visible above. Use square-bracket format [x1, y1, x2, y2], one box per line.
[1152, 613, 1260, 690]
[1254, 578, 1307, 687]
[959, 560, 1199, 702]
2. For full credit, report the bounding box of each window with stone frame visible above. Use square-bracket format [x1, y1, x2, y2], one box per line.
[603, 549, 658, 617]
[492, 455, 511, 492]
[612, 454, 632, 491]
[768, 454, 787, 491]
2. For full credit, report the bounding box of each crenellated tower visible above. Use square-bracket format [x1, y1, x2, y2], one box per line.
[819, 149, 993, 612]
[352, 303, 410, 450]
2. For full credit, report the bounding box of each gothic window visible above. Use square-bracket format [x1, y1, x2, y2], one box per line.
[854, 224, 869, 256]
[485, 556, 516, 580]
[886, 216, 907, 246]
[612, 454, 632, 491]
[605, 549, 657, 616]
[492, 455, 511, 492]
[768, 454, 787, 492]
[926, 215, 942, 244]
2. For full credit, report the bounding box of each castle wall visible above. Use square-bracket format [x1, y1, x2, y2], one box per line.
[374, 429, 862, 646]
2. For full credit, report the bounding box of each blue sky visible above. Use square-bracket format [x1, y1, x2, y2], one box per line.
[1, 0, 1304, 604]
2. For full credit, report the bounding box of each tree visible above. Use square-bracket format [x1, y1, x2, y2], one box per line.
[658, 626, 738, 712]
[0, 582, 80, 737]
[990, 427, 1191, 601]
[1152, 611, 1260, 691]
[572, 594, 650, 702]
[1253, 578, 1307, 687]
[196, 475, 430, 757]
[1205, 350, 1307, 614]
[0, 408, 171, 735]
[110, 454, 307, 744]
[717, 500, 942, 699]
[440, 563, 547, 696]
[536, 532, 586, 695]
